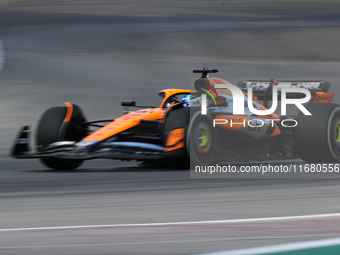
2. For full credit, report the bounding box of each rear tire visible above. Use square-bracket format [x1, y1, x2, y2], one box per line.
[187, 111, 217, 166]
[37, 107, 83, 170]
[294, 103, 340, 162]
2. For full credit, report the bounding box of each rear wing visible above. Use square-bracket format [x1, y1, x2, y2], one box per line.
[237, 80, 334, 103]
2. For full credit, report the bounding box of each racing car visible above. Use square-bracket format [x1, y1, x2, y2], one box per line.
[11, 68, 340, 169]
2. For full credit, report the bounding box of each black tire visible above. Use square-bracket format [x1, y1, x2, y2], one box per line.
[162, 107, 191, 168]
[36, 107, 83, 170]
[187, 111, 217, 166]
[294, 103, 340, 162]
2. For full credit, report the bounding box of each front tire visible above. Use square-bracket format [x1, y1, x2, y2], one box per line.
[294, 103, 340, 162]
[37, 107, 84, 170]
[162, 107, 190, 168]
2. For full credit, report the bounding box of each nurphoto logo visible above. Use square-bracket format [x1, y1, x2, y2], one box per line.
[200, 84, 311, 127]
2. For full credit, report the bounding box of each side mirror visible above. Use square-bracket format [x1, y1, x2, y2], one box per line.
[121, 100, 136, 107]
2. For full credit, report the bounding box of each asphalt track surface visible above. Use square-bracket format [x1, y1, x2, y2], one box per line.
[1, 1, 340, 254]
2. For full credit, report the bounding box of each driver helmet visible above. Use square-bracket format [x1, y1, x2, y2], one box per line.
[181, 94, 191, 107]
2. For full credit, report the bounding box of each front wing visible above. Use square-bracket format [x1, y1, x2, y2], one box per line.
[11, 126, 173, 161]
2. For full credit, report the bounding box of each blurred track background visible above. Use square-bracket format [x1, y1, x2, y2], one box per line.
[1, 0, 340, 254]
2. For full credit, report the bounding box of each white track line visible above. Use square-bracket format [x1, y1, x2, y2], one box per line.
[200, 236, 340, 255]
[0, 234, 338, 249]
[1, 212, 340, 232]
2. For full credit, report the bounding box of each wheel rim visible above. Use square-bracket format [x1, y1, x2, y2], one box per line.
[187, 112, 216, 166]
[194, 122, 212, 156]
[333, 118, 340, 148]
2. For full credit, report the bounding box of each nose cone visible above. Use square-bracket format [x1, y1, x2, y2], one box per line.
[73, 140, 99, 155]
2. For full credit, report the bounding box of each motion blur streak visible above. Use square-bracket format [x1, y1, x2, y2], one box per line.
[1, 0, 340, 254]
[2, 212, 340, 232]
[0, 39, 4, 72]
[1, 215, 340, 253]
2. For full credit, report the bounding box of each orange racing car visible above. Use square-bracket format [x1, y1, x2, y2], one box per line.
[11, 69, 340, 169]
